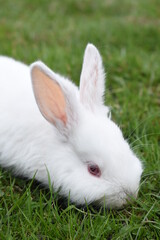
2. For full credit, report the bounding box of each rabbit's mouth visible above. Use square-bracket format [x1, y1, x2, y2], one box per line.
[96, 190, 138, 209]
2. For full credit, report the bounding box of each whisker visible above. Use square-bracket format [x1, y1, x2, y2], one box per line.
[129, 132, 160, 147]
[127, 112, 160, 141]
[141, 171, 160, 178]
[132, 143, 156, 151]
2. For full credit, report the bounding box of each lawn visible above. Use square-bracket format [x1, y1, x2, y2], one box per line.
[0, 0, 160, 239]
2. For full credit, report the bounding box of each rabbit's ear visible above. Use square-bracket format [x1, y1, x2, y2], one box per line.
[31, 62, 78, 135]
[80, 44, 105, 111]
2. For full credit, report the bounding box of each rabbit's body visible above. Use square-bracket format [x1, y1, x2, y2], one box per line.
[0, 44, 143, 208]
[0, 57, 78, 188]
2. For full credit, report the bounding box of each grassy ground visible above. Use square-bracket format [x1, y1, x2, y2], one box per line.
[0, 0, 160, 239]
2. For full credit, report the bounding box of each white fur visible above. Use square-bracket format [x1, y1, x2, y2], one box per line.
[0, 44, 143, 208]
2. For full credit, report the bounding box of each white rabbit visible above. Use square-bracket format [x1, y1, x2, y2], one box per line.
[0, 44, 143, 208]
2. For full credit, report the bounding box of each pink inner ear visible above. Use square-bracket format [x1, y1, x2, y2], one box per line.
[32, 67, 67, 125]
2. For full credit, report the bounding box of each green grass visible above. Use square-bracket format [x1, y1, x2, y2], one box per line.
[0, 0, 160, 239]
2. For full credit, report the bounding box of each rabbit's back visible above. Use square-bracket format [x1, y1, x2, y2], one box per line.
[0, 57, 35, 112]
[0, 57, 42, 131]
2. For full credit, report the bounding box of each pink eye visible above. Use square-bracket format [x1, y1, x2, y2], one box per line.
[88, 164, 101, 177]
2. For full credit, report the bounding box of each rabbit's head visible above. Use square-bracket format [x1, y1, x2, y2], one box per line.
[31, 44, 143, 208]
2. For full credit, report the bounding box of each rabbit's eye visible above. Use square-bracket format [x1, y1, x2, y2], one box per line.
[88, 164, 101, 177]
